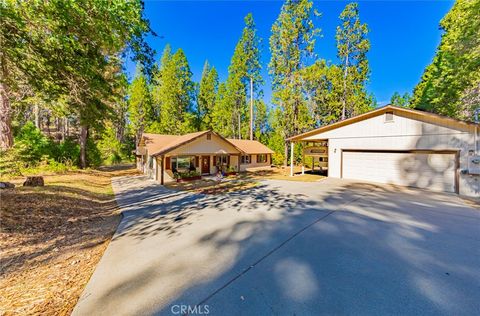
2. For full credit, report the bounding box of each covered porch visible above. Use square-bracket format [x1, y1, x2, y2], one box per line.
[289, 140, 329, 177]
[155, 152, 242, 185]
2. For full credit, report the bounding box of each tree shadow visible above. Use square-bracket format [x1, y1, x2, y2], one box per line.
[396, 117, 479, 197]
[73, 176, 480, 315]
[0, 184, 119, 276]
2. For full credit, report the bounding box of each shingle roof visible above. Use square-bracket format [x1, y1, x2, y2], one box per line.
[141, 131, 208, 156]
[227, 139, 275, 154]
[140, 131, 274, 156]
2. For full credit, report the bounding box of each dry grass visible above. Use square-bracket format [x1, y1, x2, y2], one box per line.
[242, 166, 326, 182]
[165, 166, 324, 194]
[0, 165, 140, 315]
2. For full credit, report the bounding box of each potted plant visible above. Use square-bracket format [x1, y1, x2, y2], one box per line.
[225, 166, 237, 176]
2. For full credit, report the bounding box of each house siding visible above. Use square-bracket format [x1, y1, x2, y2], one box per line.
[239, 154, 271, 171]
[302, 112, 479, 197]
[168, 133, 239, 155]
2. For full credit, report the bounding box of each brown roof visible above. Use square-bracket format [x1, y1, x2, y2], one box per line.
[140, 131, 274, 156]
[227, 139, 274, 154]
[288, 104, 479, 141]
[141, 131, 208, 156]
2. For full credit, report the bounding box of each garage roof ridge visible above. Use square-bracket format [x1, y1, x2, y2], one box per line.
[288, 104, 479, 142]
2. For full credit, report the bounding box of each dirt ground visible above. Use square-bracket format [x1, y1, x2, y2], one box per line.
[0, 165, 139, 315]
[241, 165, 326, 182]
[165, 166, 325, 194]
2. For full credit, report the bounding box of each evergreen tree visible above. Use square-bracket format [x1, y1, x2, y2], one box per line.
[301, 60, 344, 126]
[151, 46, 196, 134]
[128, 64, 153, 146]
[411, 0, 480, 120]
[211, 82, 231, 136]
[390, 92, 412, 107]
[269, 0, 320, 164]
[220, 13, 263, 139]
[198, 61, 219, 130]
[253, 99, 268, 143]
[0, 0, 153, 169]
[336, 2, 371, 120]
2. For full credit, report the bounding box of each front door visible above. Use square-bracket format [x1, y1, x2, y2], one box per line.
[201, 156, 210, 174]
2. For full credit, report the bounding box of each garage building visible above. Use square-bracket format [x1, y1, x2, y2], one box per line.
[289, 105, 479, 197]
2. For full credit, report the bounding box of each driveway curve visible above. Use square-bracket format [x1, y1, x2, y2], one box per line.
[73, 175, 480, 316]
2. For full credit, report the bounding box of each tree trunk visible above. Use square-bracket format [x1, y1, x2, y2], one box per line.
[79, 125, 89, 169]
[34, 104, 40, 128]
[284, 141, 288, 169]
[46, 112, 51, 136]
[64, 117, 69, 138]
[238, 111, 241, 139]
[0, 78, 13, 149]
[342, 53, 349, 121]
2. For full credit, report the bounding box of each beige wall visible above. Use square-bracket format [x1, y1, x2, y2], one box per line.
[239, 154, 271, 171]
[301, 112, 479, 197]
[169, 133, 240, 155]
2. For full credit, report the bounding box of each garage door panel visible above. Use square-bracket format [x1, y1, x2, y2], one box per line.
[342, 151, 456, 193]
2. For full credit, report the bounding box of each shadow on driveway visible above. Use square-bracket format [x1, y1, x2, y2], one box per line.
[73, 177, 480, 316]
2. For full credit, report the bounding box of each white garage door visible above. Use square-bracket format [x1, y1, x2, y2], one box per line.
[342, 151, 457, 193]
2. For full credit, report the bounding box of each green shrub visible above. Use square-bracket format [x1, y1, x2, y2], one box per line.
[19, 159, 77, 175]
[174, 170, 200, 179]
[50, 138, 80, 166]
[0, 148, 22, 177]
[86, 137, 102, 167]
[14, 122, 51, 165]
[97, 126, 124, 165]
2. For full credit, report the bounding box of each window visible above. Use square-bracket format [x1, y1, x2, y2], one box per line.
[257, 154, 267, 163]
[215, 155, 228, 165]
[171, 156, 196, 172]
[385, 111, 394, 122]
[206, 133, 211, 140]
[241, 155, 251, 164]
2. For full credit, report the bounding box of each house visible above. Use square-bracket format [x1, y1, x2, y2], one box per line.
[136, 130, 274, 184]
[288, 105, 480, 197]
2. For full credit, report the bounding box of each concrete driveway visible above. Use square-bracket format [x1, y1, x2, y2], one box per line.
[73, 175, 480, 316]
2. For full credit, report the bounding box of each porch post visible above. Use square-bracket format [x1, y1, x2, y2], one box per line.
[302, 145, 305, 175]
[237, 154, 241, 172]
[290, 141, 294, 177]
[160, 155, 165, 185]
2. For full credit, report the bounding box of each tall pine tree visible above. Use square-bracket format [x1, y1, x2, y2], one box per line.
[411, 0, 480, 120]
[336, 2, 371, 120]
[128, 64, 153, 146]
[151, 46, 196, 134]
[219, 13, 263, 139]
[198, 61, 218, 130]
[269, 0, 320, 164]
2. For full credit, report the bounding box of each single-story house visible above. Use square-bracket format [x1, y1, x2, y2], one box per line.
[136, 130, 274, 184]
[288, 105, 480, 197]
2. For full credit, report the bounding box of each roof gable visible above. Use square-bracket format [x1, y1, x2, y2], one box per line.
[140, 131, 245, 156]
[289, 105, 478, 141]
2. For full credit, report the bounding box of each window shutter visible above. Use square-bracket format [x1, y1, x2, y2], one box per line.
[195, 156, 199, 167]
[227, 155, 230, 165]
[249, 155, 252, 164]
[165, 157, 171, 170]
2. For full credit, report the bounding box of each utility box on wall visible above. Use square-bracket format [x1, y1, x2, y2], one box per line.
[468, 155, 480, 175]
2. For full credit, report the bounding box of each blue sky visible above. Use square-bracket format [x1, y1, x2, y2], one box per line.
[129, 0, 454, 107]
